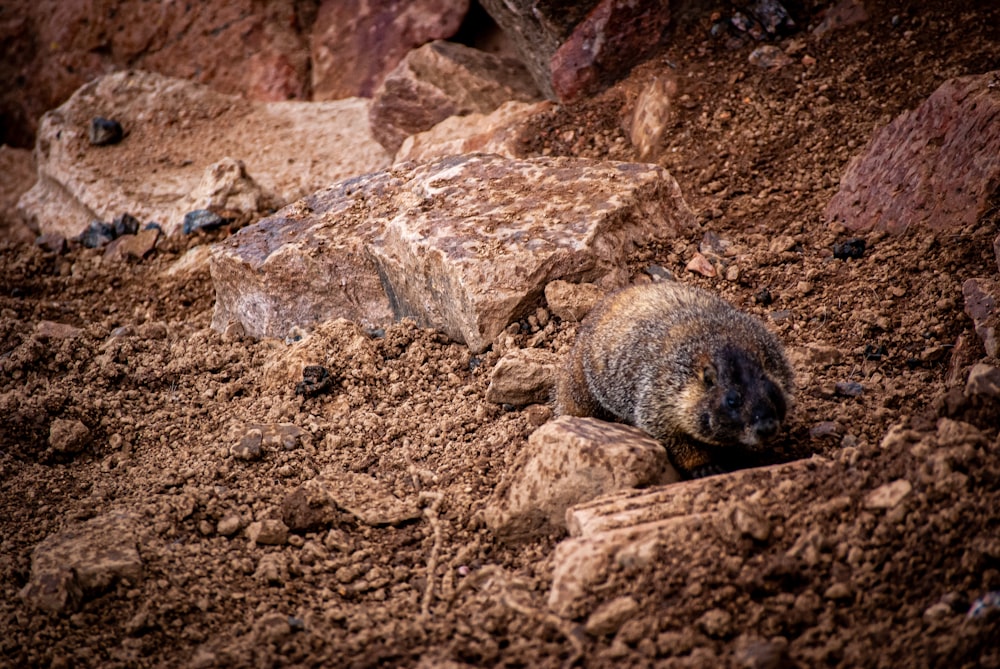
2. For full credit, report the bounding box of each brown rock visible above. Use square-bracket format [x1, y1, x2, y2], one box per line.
[686, 252, 717, 277]
[485, 348, 559, 406]
[18, 71, 390, 237]
[864, 479, 912, 510]
[826, 71, 1000, 233]
[19, 512, 143, 613]
[210, 153, 695, 351]
[544, 281, 605, 322]
[484, 416, 676, 543]
[35, 321, 82, 340]
[0, 145, 36, 242]
[963, 278, 999, 358]
[812, 0, 870, 38]
[585, 596, 639, 637]
[282, 478, 343, 532]
[369, 40, 540, 154]
[0, 0, 310, 148]
[394, 100, 551, 165]
[481, 0, 671, 103]
[246, 519, 289, 546]
[48, 418, 91, 455]
[965, 363, 1000, 400]
[310, 0, 468, 100]
[103, 228, 160, 262]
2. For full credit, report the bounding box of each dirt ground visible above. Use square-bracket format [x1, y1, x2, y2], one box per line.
[2, 1, 1000, 667]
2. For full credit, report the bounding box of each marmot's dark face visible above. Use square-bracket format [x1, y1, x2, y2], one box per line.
[694, 345, 788, 449]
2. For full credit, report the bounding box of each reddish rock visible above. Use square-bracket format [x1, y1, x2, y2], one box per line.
[210, 153, 695, 351]
[484, 417, 677, 543]
[486, 348, 559, 406]
[310, 0, 468, 100]
[0, 0, 311, 148]
[0, 145, 36, 243]
[963, 278, 999, 358]
[369, 40, 540, 154]
[826, 71, 1000, 233]
[479, 0, 671, 103]
[394, 100, 550, 165]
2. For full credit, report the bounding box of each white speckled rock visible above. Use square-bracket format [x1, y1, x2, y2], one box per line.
[210, 153, 695, 351]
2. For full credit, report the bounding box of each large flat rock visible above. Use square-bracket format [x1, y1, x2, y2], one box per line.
[210, 153, 695, 351]
[826, 71, 1000, 233]
[17, 70, 390, 237]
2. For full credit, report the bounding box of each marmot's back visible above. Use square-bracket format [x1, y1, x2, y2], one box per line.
[555, 282, 794, 477]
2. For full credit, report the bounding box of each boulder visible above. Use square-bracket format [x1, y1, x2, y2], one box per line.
[310, 0, 468, 100]
[369, 40, 540, 154]
[19, 512, 144, 613]
[18, 71, 390, 237]
[479, 0, 672, 102]
[483, 416, 677, 543]
[394, 100, 551, 165]
[0, 0, 310, 148]
[210, 153, 695, 351]
[826, 71, 1000, 233]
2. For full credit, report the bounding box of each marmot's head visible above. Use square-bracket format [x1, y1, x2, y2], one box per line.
[686, 344, 789, 449]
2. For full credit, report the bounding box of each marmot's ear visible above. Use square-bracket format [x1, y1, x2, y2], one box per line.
[701, 363, 717, 387]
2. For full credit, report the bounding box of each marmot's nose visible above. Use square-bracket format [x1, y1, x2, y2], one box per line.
[755, 418, 778, 440]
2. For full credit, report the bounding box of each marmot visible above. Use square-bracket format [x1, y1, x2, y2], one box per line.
[555, 281, 793, 478]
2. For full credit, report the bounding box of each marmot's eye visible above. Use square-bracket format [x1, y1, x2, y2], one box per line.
[724, 390, 741, 409]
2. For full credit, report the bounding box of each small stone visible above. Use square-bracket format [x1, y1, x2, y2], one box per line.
[967, 591, 1000, 619]
[49, 418, 91, 455]
[824, 583, 853, 601]
[965, 363, 1000, 399]
[246, 519, 289, 545]
[646, 265, 673, 282]
[485, 348, 558, 406]
[698, 608, 733, 638]
[832, 238, 866, 260]
[686, 252, 717, 277]
[77, 220, 115, 248]
[544, 280, 604, 322]
[731, 505, 771, 542]
[864, 479, 912, 510]
[35, 233, 67, 254]
[923, 602, 953, 621]
[182, 209, 225, 235]
[734, 637, 790, 669]
[295, 365, 334, 397]
[749, 45, 794, 69]
[231, 429, 263, 461]
[35, 321, 83, 340]
[89, 117, 124, 146]
[217, 515, 243, 536]
[835, 381, 864, 397]
[254, 555, 285, 585]
[584, 596, 639, 637]
[809, 421, 842, 440]
[112, 213, 140, 237]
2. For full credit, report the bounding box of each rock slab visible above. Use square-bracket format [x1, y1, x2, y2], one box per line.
[210, 153, 695, 351]
[20, 512, 143, 613]
[484, 416, 677, 543]
[18, 70, 390, 237]
[369, 40, 540, 154]
[826, 71, 1000, 233]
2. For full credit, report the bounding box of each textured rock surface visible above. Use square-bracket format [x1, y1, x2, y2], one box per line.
[484, 416, 677, 543]
[310, 0, 468, 100]
[544, 280, 604, 322]
[826, 71, 1000, 233]
[485, 347, 559, 406]
[963, 278, 999, 358]
[211, 153, 695, 350]
[0, 0, 311, 148]
[549, 458, 833, 617]
[19, 513, 143, 613]
[394, 100, 550, 165]
[369, 40, 540, 154]
[479, 0, 672, 102]
[283, 472, 421, 530]
[0, 145, 35, 243]
[18, 71, 390, 237]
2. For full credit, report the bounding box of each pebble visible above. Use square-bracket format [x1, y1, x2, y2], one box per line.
[967, 591, 1000, 619]
[734, 637, 790, 669]
[585, 596, 639, 637]
[731, 504, 771, 542]
[295, 365, 334, 397]
[809, 422, 843, 439]
[89, 117, 124, 146]
[824, 582, 852, 601]
[749, 45, 793, 69]
[246, 519, 289, 545]
[833, 238, 866, 260]
[182, 209, 225, 235]
[78, 220, 116, 248]
[231, 429, 263, 461]
[217, 515, 243, 536]
[112, 213, 140, 237]
[48, 418, 91, 455]
[835, 381, 864, 397]
[698, 608, 733, 638]
[864, 479, 912, 510]
[686, 252, 717, 277]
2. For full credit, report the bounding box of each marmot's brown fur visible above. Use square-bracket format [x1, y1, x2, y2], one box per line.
[555, 281, 794, 478]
